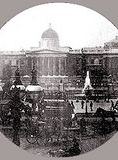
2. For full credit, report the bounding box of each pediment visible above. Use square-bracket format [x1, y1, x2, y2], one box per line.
[38, 49, 63, 53]
[26, 49, 67, 55]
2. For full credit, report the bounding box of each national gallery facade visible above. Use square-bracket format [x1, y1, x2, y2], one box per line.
[0, 26, 118, 91]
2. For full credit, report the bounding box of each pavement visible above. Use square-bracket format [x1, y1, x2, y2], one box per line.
[15, 97, 118, 156]
[69, 99, 118, 114]
[1, 98, 118, 157]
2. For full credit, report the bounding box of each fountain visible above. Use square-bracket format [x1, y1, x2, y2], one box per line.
[82, 71, 94, 115]
[82, 71, 93, 94]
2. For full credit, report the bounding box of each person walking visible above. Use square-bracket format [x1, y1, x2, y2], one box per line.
[110, 100, 114, 111]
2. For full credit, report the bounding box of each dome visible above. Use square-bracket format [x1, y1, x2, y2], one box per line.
[41, 28, 59, 39]
[26, 85, 43, 92]
[40, 25, 60, 50]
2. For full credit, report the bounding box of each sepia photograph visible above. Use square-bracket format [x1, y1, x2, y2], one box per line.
[0, 2, 118, 158]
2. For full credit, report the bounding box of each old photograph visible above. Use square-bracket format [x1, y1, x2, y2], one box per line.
[0, 3, 118, 157]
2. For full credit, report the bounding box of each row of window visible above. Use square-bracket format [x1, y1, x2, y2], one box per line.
[2, 59, 25, 66]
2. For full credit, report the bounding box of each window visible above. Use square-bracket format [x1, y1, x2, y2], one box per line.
[91, 59, 94, 64]
[94, 58, 99, 65]
[11, 59, 17, 66]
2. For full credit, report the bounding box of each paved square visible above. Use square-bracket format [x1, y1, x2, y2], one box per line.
[69, 99, 118, 114]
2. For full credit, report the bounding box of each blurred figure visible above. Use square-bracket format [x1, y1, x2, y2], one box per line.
[110, 100, 114, 111]
[81, 100, 85, 109]
[80, 117, 86, 135]
[71, 101, 75, 109]
[90, 101, 93, 111]
[76, 97, 79, 103]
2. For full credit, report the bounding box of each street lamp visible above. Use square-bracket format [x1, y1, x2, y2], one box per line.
[25, 63, 44, 114]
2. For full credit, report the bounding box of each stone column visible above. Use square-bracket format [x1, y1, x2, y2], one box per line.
[53, 57, 56, 76]
[49, 57, 53, 76]
[38, 57, 42, 76]
[64, 58, 67, 76]
[47, 57, 49, 75]
[61, 58, 65, 76]
[45, 57, 48, 76]
[51, 57, 53, 76]
[42, 57, 45, 76]
[59, 58, 61, 75]
[48, 57, 53, 76]
[53, 57, 59, 76]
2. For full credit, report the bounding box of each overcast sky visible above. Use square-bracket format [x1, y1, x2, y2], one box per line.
[0, 3, 118, 51]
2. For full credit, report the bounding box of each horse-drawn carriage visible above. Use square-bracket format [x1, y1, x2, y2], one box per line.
[24, 96, 75, 145]
[22, 103, 118, 146]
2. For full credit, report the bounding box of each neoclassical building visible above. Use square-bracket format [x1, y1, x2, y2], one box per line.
[0, 26, 118, 91]
[26, 26, 68, 85]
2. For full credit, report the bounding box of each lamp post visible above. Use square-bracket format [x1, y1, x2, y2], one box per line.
[9, 85, 23, 146]
[26, 63, 43, 116]
[9, 67, 26, 146]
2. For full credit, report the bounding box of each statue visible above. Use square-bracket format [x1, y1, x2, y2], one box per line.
[30, 64, 38, 85]
[14, 67, 22, 85]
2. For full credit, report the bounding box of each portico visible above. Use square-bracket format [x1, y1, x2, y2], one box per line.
[26, 50, 68, 86]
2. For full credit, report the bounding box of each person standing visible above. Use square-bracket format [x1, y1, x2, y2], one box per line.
[90, 101, 93, 111]
[71, 101, 75, 109]
[80, 117, 86, 135]
[81, 100, 85, 109]
[110, 100, 114, 111]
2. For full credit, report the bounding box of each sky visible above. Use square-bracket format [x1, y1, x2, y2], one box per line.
[0, 3, 118, 51]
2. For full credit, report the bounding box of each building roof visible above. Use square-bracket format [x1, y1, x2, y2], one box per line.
[0, 50, 25, 55]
